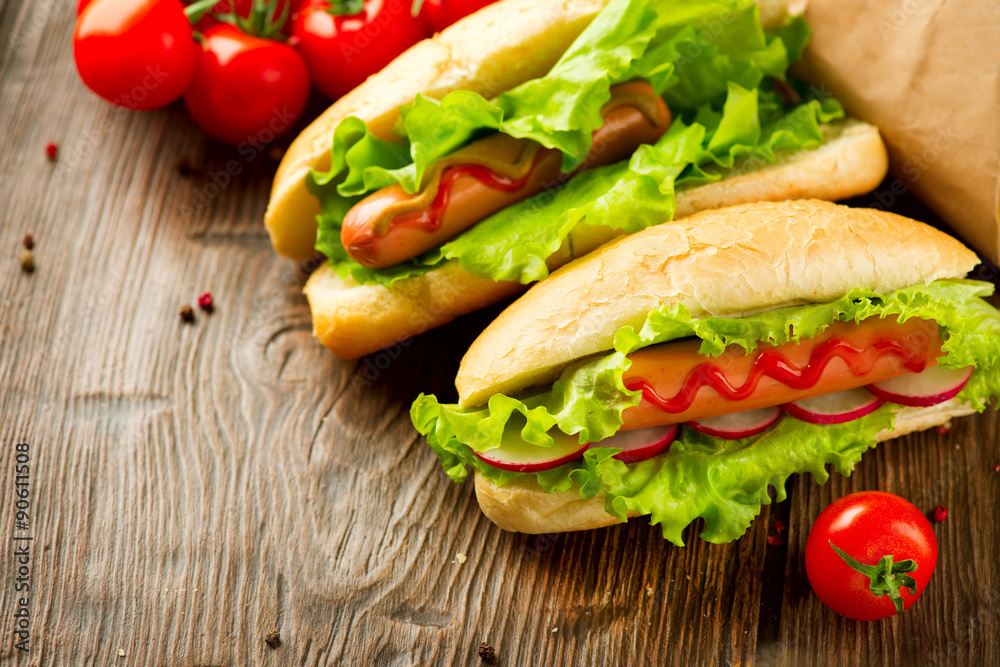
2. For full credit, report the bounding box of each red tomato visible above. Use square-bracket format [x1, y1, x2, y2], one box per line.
[77, 0, 95, 14]
[183, 23, 310, 145]
[74, 0, 197, 110]
[291, 0, 426, 100]
[805, 491, 938, 621]
[420, 0, 496, 34]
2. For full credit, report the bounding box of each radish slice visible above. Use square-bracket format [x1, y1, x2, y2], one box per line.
[474, 427, 588, 473]
[784, 388, 884, 425]
[596, 425, 678, 464]
[687, 406, 782, 439]
[866, 365, 974, 407]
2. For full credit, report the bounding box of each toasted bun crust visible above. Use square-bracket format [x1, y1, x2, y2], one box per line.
[304, 260, 524, 360]
[457, 199, 979, 407]
[306, 119, 888, 359]
[672, 118, 887, 218]
[265, 0, 797, 261]
[473, 399, 979, 534]
[265, 0, 610, 261]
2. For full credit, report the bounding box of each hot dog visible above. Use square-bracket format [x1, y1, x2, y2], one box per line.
[619, 316, 942, 430]
[266, 0, 891, 359]
[412, 200, 1000, 544]
[342, 82, 671, 269]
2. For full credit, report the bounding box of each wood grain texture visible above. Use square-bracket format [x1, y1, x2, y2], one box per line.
[1, 3, 998, 665]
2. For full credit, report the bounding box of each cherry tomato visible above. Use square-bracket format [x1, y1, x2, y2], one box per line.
[74, 0, 197, 110]
[805, 491, 938, 621]
[291, 0, 426, 100]
[419, 0, 496, 34]
[183, 23, 310, 145]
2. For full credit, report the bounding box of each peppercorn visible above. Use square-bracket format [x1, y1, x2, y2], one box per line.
[18, 249, 35, 273]
[932, 505, 948, 523]
[767, 519, 787, 545]
[197, 292, 214, 312]
[478, 642, 496, 663]
[22, 233, 34, 249]
[179, 304, 194, 324]
[45, 142, 58, 161]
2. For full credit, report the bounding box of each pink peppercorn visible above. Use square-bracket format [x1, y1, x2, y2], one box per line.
[767, 519, 787, 545]
[197, 292, 213, 312]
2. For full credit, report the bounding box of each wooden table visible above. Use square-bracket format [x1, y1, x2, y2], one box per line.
[2, 4, 999, 665]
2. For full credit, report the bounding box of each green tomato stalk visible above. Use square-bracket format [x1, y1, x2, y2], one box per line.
[829, 541, 919, 614]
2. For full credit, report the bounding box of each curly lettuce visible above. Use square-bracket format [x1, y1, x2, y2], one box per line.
[310, 0, 843, 287]
[411, 280, 1000, 545]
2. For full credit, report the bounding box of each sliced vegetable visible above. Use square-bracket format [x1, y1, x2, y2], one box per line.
[473, 424, 589, 473]
[604, 425, 678, 464]
[866, 365, 974, 407]
[686, 407, 782, 439]
[784, 388, 884, 425]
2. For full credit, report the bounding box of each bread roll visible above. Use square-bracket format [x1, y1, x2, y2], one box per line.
[305, 119, 888, 359]
[472, 399, 978, 534]
[456, 199, 979, 407]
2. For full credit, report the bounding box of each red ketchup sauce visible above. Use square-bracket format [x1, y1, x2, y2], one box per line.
[392, 151, 549, 233]
[625, 334, 930, 414]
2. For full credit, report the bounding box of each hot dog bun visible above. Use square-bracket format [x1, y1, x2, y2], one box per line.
[305, 119, 889, 359]
[456, 199, 978, 407]
[265, 0, 796, 262]
[471, 398, 978, 534]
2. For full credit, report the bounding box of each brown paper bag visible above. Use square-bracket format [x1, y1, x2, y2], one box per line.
[799, 0, 1000, 264]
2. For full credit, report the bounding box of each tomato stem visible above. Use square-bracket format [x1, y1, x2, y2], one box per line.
[216, 0, 291, 40]
[327, 0, 364, 16]
[185, 0, 221, 25]
[828, 541, 918, 614]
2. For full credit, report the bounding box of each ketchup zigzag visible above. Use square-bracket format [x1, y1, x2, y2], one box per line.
[624, 336, 930, 414]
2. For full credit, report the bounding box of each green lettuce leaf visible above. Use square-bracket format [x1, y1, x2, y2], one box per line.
[599, 410, 897, 544]
[318, 90, 843, 288]
[423, 402, 900, 546]
[411, 279, 1000, 544]
[310, 0, 837, 287]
